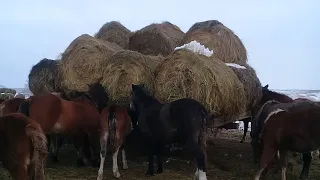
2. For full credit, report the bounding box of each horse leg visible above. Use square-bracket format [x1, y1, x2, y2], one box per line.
[50, 134, 64, 163]
[121, 145, 129, 170]
[299, 152, 312, 180]
[188, 133, 207, 180]
[9, 164, 29, 180]
[112, 138, 123, 178]
[254, 144, 277, 180]
[240, 119, 250, 143]
[97, 131, 108, 180]
[73, 134, 91, 167]
[145, 139, 155, 176]
[87, 131, 101, 168]
[279, 150, 288, 180]
[155, 144, 164, 174]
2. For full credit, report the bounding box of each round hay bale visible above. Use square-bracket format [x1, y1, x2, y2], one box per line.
[154, 49, 246, 119]
[129, 21, 185, 56]
[181, 20, 247, 65]
[28, 58, 62, 95]
[60, 34, 123, 92]
[226, 63, 262, 111]
[101, 50, 164, 106]
[94, 21, 131, 49]
[0, 93, 14, 100]
[0, 88, 16, 94]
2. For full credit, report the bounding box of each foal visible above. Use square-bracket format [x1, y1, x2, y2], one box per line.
[97, 105, 133, 179]
[0, 113, 48, 180]
[254, 106, 320, 180]
[130, 84, 209, 180]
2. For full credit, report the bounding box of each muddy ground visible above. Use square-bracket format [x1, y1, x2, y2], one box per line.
[1, 129, 320, 180]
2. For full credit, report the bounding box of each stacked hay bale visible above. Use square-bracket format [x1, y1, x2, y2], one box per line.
[154, 48, 246, 121]
[0, 88, 15, 100]
[181, 20, 247, 65]
[28, 58, 62, 95]
[129, 21, 185, 56]
[94, 21, 131, 49]
[0, 88, 16, 95]
[59, 34, 123, 92]
[101, 50, 164, 106]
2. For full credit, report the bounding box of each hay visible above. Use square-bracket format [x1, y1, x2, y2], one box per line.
[0, 88, 16, 94]
[59, 34, 123, 92]
[101, 50, 164, 106]
[0, 93, 14, 100]
[181, 20, 247, 65]
[94, 21, 131, 49]
[154, 49, 246, 119]
[28, 58, 62, 95]
[129, 21, 185, 56]
[227, 63, 262, 111]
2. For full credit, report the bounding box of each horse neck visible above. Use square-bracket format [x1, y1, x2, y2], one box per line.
[137, 94, 161, 111]
[263, 90, 293, 104]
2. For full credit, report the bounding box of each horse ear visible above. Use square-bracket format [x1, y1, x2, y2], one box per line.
[263, 84, 269, 89]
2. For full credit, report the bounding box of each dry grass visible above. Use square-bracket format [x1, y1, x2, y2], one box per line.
[101, 50, 164, 106]
[94, 21, 131, 49]
[181, 20, 247, 65]
[59, 34, 123, 92]
[129, 21, 185, 56]
[154, 49, 246, 120]
[28, 58, 62, 95]
[228, 63, 262, 112]
[1, 130, 320, 180]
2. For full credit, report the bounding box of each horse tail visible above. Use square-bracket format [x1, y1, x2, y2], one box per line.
[108, 106, 117, 146]
[25, 123, 48, 180]
[18, 99, 31, 117]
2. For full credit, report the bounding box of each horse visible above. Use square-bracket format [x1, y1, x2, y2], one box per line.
[18, 82, 108, 167]
[130, 84, 209, 180]
[97, 105, 133, 179]
[254, 105, 320, 180]
[0, 99, 5, 104]
[0, 97, 25, 117]
[0, 113, 48, 180]
[251, 99, 320, 163]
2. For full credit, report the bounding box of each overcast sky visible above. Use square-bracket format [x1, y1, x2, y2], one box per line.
[0, 0, 319, 89]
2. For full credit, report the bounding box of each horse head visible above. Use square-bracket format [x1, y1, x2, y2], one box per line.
[260, 84, 293, 105]
[87, 81, 109, 111]
[130, 84, 154, 111]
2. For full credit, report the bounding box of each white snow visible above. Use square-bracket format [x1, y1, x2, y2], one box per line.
[174, 40, 213, 57]
[225, 63, 247, 69]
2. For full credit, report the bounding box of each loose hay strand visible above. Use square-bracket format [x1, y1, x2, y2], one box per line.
[59, 34, 123, 92]
[181, 20, 247, 65]
[154, 49, 246, 120]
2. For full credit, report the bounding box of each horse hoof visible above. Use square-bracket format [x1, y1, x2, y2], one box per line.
[122, 164, 128, 170]
[145, 171, 154, 176]
[113, 171, 121, 179]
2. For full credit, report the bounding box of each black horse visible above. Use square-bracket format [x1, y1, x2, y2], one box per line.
[130, 84, 209, 180]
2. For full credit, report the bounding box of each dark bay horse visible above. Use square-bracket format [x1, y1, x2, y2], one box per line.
[251, 99, 320, 163]
[254, 105, 320, 180]
[18, 82, 108, 167]
[97, 105, 133, 179]
[130, 84, 209, 180]
[0, 113, 48, 180]
[0, 97, 25, 116]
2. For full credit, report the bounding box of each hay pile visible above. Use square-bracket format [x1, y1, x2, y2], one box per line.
[154, 49, 246, 119]
[59, 34, 123, 92]
[0, 88, 16, 94]
[181, 20, 247, 65]
[28, 58, 62, 95]
[129, 21, 185, 56]
[101, 50, 164, 106]
[94, 21, 131, 49]
[226, 63, 262, 111]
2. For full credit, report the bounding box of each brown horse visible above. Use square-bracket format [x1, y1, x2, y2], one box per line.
[254, 105, 320, 180]
[97, 105, 133, 179]
[0, 99, 5, 104]
[18, 82, 109, 167]
[0, 97, 25, 116]
[0, 113, 48, 180]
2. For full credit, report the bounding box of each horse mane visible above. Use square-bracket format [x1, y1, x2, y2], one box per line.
[262, 87, 294, 103]
[253, 100, 281, 124]
[132, 84, 159, 105]
[87, 82, 109, 112]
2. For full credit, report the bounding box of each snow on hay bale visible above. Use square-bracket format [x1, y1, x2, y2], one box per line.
[59, 34, 123, 92]
[226, 63, 262, 111]
[28, 58, 62, 95]
[181, 20, 247, 65]
[154, 41, 246, 119]
[101, 50, 164, 106]
[129, 21, 185, 56]
[94, 21, 131, 49]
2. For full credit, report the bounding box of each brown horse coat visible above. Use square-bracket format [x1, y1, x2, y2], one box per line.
[0, 98, 25, 117]
[0, 113, 48, 180]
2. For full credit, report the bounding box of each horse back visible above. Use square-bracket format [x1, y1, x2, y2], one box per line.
[0, 98, 25, 116]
